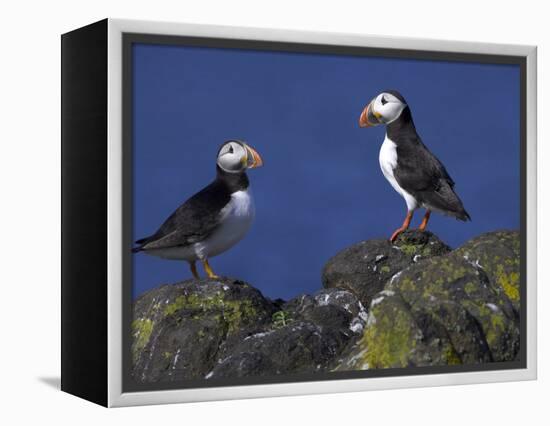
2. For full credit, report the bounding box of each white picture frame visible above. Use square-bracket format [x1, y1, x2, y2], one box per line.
[61, 18, 537, 407]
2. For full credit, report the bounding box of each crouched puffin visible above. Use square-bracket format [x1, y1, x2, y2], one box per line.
[359, 90, 470, 241]
[132, 140, 263, 279]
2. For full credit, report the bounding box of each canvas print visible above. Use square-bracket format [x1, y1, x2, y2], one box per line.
[128, 39, 522, 387]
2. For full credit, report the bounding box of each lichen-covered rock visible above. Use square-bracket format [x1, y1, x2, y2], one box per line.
[132, 230, 521, 382]
[208, 288, 367, 379]
[455, 231, 520, 311]
[132, 282, 367, 382]
[322, 230, 451, 306]
[132, 278, 277, 383]
[336, 232, 520, 371]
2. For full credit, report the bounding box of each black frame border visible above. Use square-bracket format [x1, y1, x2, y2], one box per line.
[121, 33, 528, 393]
[61, 19, 109, 406]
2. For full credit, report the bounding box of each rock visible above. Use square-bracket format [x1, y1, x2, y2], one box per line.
[132, 281, 366, 382]
[208, 288, 367, 378]
[209, 322, 341, 378]
[322, 230, 451, 306]
[132, 230, 521, 381]
[336, 231, 520, 370]
[131, 278, 277, 383]
[455, 231, 520, 311]
[283, 288, 368, 334]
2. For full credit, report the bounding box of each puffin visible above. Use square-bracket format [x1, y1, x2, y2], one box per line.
[359, 90, 470, 242]
[132, 140, 263, 279]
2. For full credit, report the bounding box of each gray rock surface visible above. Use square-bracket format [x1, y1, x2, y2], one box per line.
[336, 231, 520, 370]
[209, 288, 367, 378]
[131, 279, 277, 383]
[132, 230, 521, 382]
[132, 282, 365, 382]
[322, 230, 451, 306]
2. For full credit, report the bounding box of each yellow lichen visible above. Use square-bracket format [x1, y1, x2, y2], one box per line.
[163, 291, 258, 333]
[495, 265, 520, 302]
[132, 318, 154, 360]
[361, 303, 414, 368]
[444, 345, 462, 365]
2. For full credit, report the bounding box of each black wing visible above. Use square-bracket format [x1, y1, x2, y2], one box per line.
[393, 136, 470, 221]
[133, 180, 230, 252]
[393, 135, 454, 190]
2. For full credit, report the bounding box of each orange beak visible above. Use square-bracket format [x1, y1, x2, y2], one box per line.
[359, 104, 372, 128]
[244, 144, 263, 168]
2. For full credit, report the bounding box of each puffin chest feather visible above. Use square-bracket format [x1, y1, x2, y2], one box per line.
[379, 135, 418, 211]
[195, 189, 255, 258]
[379, 135, 399, 181]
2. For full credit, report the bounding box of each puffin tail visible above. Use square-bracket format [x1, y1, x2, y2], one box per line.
[455, 208, 471, 222]
[419, 182, 471, 222]
[132, 236, 151, 253]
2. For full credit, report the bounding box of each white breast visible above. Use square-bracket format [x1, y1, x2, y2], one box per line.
[379, 135, 418, 211]
[193, 188, 255, 259]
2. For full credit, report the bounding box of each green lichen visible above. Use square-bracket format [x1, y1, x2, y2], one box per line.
[395, 257, 473, 303]
[163, 291, 258, 334]
[443, 345, 462, 365]
[485, 311, 506, 347]
[464, 281, 477, 294]
[459, 298, 510, 356]
[222, 299, 258, 333]
[495, 264, 520, 302]
[360, 302, 416, 368]
[398, 243, 421, 257]
[132, 318, 153, 361]
[396, 241, 442, 259]
[455, 231, 520, 307]
[380, 265, 391, 274]
[164, 293, 202, 316]
[396, 276, 415, 291]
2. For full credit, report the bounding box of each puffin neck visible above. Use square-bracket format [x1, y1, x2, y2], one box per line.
[215, 165, 250, 193]
[386, 106, 418, 140]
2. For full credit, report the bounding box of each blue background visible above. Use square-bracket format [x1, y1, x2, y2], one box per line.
[132, 43, 520, 300]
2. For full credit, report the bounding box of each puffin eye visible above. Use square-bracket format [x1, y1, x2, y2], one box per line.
[381, 96, 388, 106]
[228, 145, 234, 154]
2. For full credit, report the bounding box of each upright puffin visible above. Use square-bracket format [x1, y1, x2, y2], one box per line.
[132, 140, 263, 279]
[359, 90, 470, 242]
